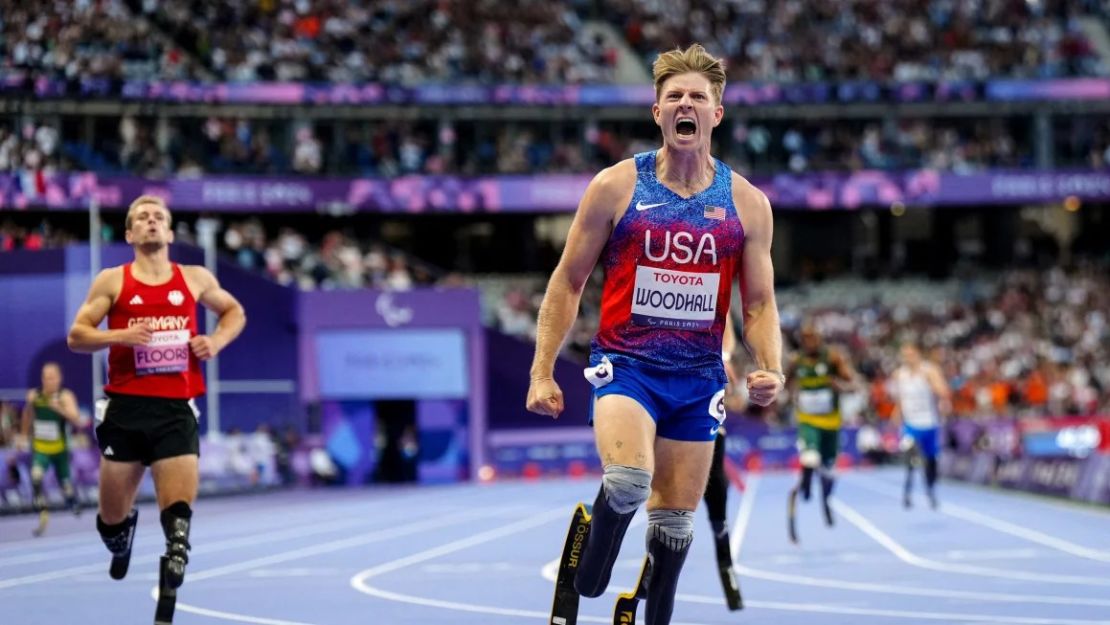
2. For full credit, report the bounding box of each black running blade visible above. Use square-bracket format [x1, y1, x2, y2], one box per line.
[787, 489, 800, 544]
[718, 563, 743, 611]
[154, 556, 177, 625]
[613, 593, 639, 624]
[612, 556, 650, 625]
[550, 503, 592, 625]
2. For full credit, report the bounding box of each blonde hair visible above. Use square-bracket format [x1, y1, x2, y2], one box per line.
[652, 44, 726, 104]
[125, 195, 171, 230]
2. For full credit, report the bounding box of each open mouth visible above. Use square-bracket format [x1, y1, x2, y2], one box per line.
[676, 118, 697, 136]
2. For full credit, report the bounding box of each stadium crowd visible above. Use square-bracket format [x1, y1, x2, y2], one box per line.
[487, 263, 1110, 424]
[4, 0, 1105, 85]
[610, 0, 1108, 82]
[6, 115, 1110, 179]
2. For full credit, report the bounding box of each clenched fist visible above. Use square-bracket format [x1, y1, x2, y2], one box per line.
[190, 335, 221, 361]
[526, 377, 565, 419]
[116, 323, 153, 347]
[746, 369, 784, 407]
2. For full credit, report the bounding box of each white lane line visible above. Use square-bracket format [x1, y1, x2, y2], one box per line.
[189, 506, 514, 583]
[352, 507, 567, 581]
[356, 506, 722, 625]
[0, 545, 107, 569]
[147, 586, 317, 625]
[538, 544, 1110, 624]
[0, 532, 93, 553]
[247, 568, 340, 578]
[0, 500, 519, 591]
[943, 547, 1042, 561]
[912, 473, 1110, 520]
[0, 514, 382, 571]
[832, 498, 1110, 586]
[686, 595, 1110, 625]
[0, 561, 105, 589]
[733, 564, 1110, 608]
[0, 513, 387, 590]
[0, 489, 471, 567]
[941, 504, 1110, 562]
[854, 478, 1110, 562]
[157, 505, 517, 624]
[726, 473, 1110, 608]
[730, 474, 760, 559]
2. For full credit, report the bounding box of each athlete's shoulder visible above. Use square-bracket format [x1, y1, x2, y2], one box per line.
[178, 265, 218, 299]
[91, 266, 124, 294]
[729, 170, 770, 210]
[579, 159, 637, 219]
[592, 158, 638, 194]
[179, 264, 215, 284]
[99, 265, 125, 280]
[729, 171, 771, 238]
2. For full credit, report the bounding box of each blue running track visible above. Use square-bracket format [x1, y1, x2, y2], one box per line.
[1, 468, 1108, 624]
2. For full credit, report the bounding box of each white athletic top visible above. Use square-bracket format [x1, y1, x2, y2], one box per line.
[892, 366, 941, 429]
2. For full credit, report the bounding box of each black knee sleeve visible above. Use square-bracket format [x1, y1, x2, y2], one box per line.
[161, 501, 192, 564]
[97, 511, 136, 555]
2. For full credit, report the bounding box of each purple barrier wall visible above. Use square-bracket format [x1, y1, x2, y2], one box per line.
[1, 436, 281, 514]
[942, 451, 1110, 505]
[5, 170, 1110, 213]
[5, 73, 1110, 105]
[297, 288, 485, 481]
[0, 244, 298, 433]
[486, 418, 867, 478]
[484, 329, 593, 431]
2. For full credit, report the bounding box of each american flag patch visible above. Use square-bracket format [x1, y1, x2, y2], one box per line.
[703, 205, 726, 220]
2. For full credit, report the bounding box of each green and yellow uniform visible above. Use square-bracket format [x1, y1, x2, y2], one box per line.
[30, 390, 72, 482]
[794, 350, 840, 469]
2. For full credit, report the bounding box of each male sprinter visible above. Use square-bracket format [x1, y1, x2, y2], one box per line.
[890, 343, 951, 509]
[527, 44, 783, 625]
[785, 323, 859, 544]
[22, 362, 84, 536]
[68, 195, 245, 623]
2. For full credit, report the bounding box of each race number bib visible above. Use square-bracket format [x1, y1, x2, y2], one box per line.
[583, 356, 615, 389]
[797, 388, 835, 414]
[134, 330, 190, 375]
[631, 266, 719, 331]
[33, 420, 61, 441]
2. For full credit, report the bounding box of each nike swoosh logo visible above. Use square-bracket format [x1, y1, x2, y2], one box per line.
[636, 201, 669, 211]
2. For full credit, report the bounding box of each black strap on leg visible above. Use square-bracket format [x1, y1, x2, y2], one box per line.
[160, 502, 192, 589]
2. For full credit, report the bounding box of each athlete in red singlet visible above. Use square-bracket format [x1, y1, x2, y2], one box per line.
[68, 195, 245, 620]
